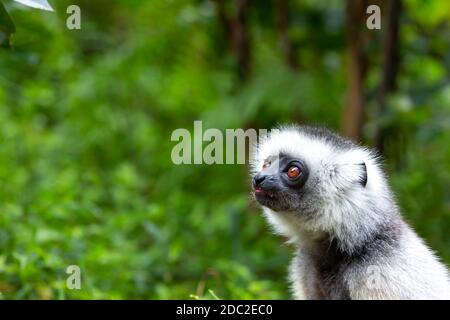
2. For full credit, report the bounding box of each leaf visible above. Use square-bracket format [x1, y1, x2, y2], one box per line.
[0, 0, 16, 48]
[13, 0, 54, 11]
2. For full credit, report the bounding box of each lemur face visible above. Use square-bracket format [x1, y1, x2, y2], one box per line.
[251, 126, 370, 215]
[252, 153, 309, 211]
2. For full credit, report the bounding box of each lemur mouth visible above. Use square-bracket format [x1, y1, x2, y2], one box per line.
[254, 187, 276, 199]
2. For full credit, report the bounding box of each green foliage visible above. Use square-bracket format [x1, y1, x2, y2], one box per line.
[0, 1, 16, 48]
[0, 0, 448, 299]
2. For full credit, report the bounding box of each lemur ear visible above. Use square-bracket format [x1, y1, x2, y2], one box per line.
[359, 162, 367, 187]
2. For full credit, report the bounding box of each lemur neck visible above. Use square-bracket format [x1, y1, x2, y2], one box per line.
[298, 213, 404, 258]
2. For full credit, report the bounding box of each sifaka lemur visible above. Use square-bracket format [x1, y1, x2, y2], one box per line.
[250, 125, 450, 300]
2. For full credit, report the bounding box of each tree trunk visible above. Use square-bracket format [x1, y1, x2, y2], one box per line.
[214, 0, 252, 81]
[274, 0, 298, 70]
[233, 0, 251, 80]
[342, 0, 368, 141]
[215, 0, 233, 50]
[375, 0, 402, 153]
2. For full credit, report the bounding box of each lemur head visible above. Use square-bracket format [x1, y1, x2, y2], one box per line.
[250, 125, 394, 246]
[251, 125, 371, 213]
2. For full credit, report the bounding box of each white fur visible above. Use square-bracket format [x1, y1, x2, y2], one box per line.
[251, 126, 450, 300]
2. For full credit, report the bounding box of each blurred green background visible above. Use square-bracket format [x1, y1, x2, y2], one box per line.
[0, 0, 449, 299]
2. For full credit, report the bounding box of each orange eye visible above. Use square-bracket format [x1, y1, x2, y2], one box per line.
[287, 166, 301, 179]
[262, 162, 270, 170]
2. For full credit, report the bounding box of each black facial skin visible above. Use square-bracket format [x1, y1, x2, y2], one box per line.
[252, 154, 309, 211]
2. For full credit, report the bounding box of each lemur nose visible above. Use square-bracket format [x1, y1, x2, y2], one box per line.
[253, 174, 266, 188]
